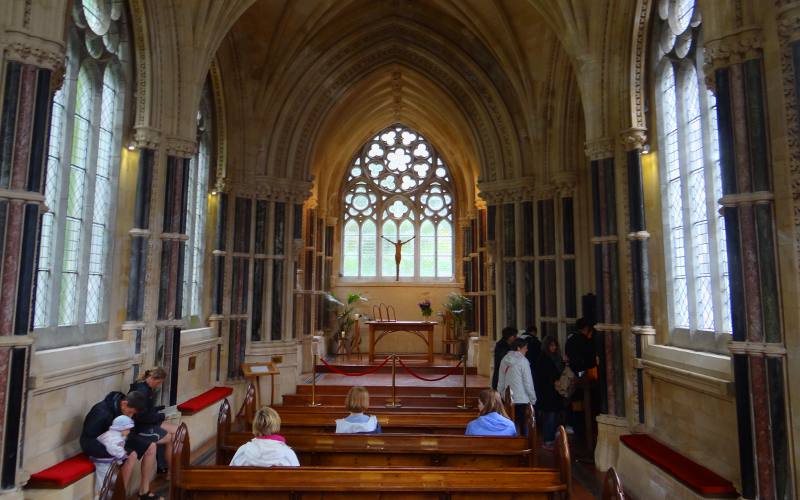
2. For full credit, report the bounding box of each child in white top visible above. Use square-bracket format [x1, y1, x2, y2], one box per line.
[92, 415, 134, 494]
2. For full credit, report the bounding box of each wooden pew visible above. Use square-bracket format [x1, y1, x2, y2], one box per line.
[96, 460, 126, 500]
[172, 423, 572, 499]
[216, 399, 538, 466]
[602, 467, 625, 499]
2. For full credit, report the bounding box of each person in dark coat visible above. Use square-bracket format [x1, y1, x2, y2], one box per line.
[80, 391, 162, 499]
[492, 326, 518, 390]
[129, 367, 177, 473]
[519, 326, 542, 367]
[535, 335, 565, 449]
[565, 317, 597, 375]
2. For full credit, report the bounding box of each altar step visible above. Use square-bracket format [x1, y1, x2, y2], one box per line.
[318, 354, 477, 375]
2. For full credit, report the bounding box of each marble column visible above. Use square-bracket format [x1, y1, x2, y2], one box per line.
[209, 190, 227, 382]
[707, 28, 792, 499]
[620, 128, 653, 425]
[586, 138, 624, 418]
[0, 58, 56, 488]
[156, 152, 192, 404]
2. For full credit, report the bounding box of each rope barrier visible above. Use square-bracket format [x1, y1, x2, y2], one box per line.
[396, 357, 463, 382]
[318, 355, 393, 376]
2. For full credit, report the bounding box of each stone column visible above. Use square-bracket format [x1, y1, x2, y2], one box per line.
[706, 27, 793, 500]
[620, 128, 653, 426]
[123, 147, 155, 380]
[209, 188, 227, 382]
[154, 142, 194, 404]
[586, 137, 627, 469]
[0, 46, 62, 489]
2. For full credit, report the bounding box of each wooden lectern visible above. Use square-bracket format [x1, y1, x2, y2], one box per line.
[242, 362, 280, 407]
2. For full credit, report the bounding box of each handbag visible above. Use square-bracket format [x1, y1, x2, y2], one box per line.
[555, 366, 577, 398]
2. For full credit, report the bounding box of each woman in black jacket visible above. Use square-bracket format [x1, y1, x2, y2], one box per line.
[129, 367, 176, 473]
[534, 336, 565, 450]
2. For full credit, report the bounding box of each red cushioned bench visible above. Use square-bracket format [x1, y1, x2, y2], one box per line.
[620, 434, 738, 497]
[26, 454, 95, 489]
[177, 386, 233, 415]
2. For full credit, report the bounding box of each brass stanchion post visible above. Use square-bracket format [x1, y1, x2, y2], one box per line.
[385, 354, 402, 407]
[309, 352, 322, 407]
[456, 355, 469, 408]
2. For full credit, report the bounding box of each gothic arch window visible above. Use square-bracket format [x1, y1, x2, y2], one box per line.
[34, 0, 128, 343]
[182, 82, 213, 321]
[342, 124, 454, 280]
[652, 0, 731, 350]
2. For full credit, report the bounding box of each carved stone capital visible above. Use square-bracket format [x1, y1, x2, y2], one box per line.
[229, 177, 313, 203]
[133, 126, 161, 149]
[165, 136, 197, 159]
[213, 176, 227, 194]
[477, 177, 535, 204]
[3, 31, 65, 73]
[703, 27, 762, 77]
[584, 137, 615, 161]
[551, 171, 577, 196]
[619, 127, 648, 151]
[778, 4, 800, 41]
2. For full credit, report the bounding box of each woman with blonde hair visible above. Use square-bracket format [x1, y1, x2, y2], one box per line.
[129, 367, 177, 473]
[335, 386, 382, 433]
[465, 389, 517, 436]
[230, 406, 299, 466]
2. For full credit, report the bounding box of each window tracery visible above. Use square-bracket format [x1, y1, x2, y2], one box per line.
[653, 0, 731, 347]
[342, 125, 453, 279]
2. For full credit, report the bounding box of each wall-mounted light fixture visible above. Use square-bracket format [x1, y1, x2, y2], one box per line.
[127, 143, 136, 151]
[641, 143, 651, 155]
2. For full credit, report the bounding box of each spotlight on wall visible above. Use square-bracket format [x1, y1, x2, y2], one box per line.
[210, 190, 218, 196]
[641, 143, 651, 155]
[127, 143, 136, 151]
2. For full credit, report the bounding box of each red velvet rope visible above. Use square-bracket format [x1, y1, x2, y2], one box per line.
[318, 355, 392, 376]
[397, 357, 463, 382]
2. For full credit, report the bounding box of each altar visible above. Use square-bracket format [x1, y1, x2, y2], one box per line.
[365, 320, 437, 363]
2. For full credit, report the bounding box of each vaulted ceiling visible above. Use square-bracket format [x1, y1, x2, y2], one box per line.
[213, 0, 585, 213]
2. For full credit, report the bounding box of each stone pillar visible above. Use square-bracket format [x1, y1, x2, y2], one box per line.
[586, 138, 624, 416]
[706, 27, 793, 500]
[123, 147, 155, 380]
[209, 189, 227, 382]
[620, 128, 653, 426]
[0, 54, 61, 490]
[586, 137, 627, 470]
[155, 143, 193, 405]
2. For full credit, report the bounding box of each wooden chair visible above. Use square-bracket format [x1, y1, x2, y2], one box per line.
[602, 467, 625, 499]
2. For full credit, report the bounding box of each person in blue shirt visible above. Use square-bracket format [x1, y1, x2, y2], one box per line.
[335, 386, 382, 433]
[465, 389, 517, 436]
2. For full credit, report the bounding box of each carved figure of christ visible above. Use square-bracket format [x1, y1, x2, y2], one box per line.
[381, 235, 416, 281]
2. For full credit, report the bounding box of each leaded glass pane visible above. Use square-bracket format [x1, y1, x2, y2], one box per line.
[420, 220, 435, 277]
[436, 220, 452, 277]
[361, 219, 376, 276]
[342, 220, 359, 276]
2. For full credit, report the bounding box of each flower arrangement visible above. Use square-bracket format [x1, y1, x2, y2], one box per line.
[442, 292, 472, 336]
[418, 299, 433, 320]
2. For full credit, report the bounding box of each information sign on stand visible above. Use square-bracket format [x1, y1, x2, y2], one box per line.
[242, 362, 280, 407]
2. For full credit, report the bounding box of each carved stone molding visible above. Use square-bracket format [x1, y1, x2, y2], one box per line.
[165, 136, 197, 158]
[585, 137, 615, 160]
[133, 126, 161, 149]
[777, 4, 800, 42]
[213, 176, 227, 194]
[703, 27, 763, 76]
[551, 171, 577, 196]
[619, 127, 648, 151]
[3, 31, 65, 72]
[228, 177, 312, 203]
[477, 178, 535, 204]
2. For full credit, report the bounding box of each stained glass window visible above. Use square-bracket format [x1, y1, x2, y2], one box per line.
[34, 0, 127, 336]
[342, 124, 454, 279]
[654, 0, 731, 342]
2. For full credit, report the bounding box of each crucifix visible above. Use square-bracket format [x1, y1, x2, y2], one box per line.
[381, 235, 415, 281]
